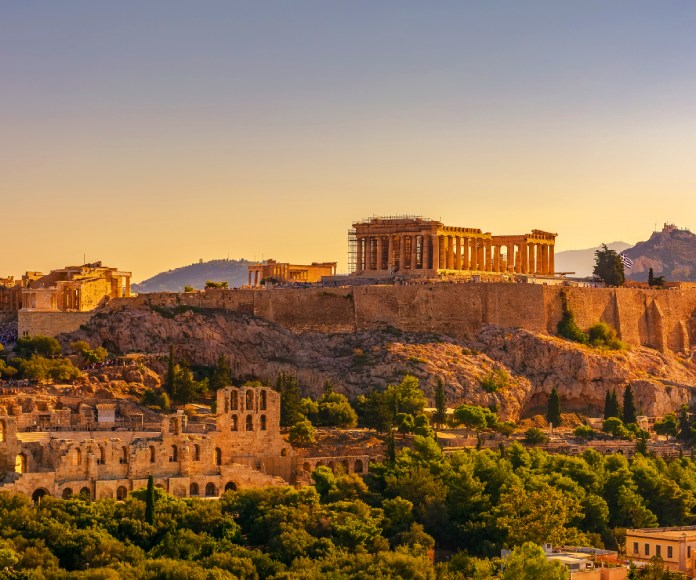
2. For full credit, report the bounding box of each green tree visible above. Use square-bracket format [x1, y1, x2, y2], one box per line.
[500, 542, 567, 580]
[623, 385, 637, 425]
[172, 363, 208, 404]
[356, 390, 393, 432]
[593, 244, 625, 286]
[289, 420, 315, 446]
[604, 389, 621, 420]
[384, 375, 428, 417]
[453, 405, 487, 436]
[648, 268, 666, 289]
[210, 353, 233, 390]
[205, 280, 229, 288]
[275, 373, 304, 427]
[15, 335, 62, 358]
[433, 377, 447, 428]
[546, 388, 562, 428]
[654, 414, 678, 440]
[145, 475, 155, 525]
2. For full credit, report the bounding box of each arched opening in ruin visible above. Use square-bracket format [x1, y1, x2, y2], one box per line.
[150, 446, 157, 463]
[230, 390, 238, 410]
[205, 482, 216, 497]
[117, 486, 128, 500]
[75, 448, 82, 466]
[316, 461, 324, 468]
[120, 446, 128, 464]
[155, 483, 165, 490]
[79, 486, 91, 498]
[169, 445, 178, 462]
[32, 488, 49, 503]
[15, 453, 27, 474]
[224, 481, 237, 492]
[342, 460, 350, 473]
[231, 415, 238, 431]
[303, 462, 311, 472]
[62, 488, 73, 499]
[193, 444, 200, 461]
[245, 390, 254, 410]
[260, 415, 267, 431]
[328, 461, 335, 472]
[97, 446, 106, 465]
[281, 448, 288, 457]
[190, 482, 199, 496]
[260, 390, 267, 410]
[169, 417, 178, 435]
[354, 459, 364, 473]
[0, 420, 5, 443]
[246, 415, 253, 431]
[215, 447, 222, 466]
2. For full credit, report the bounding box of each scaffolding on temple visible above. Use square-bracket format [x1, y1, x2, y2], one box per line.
[347, 228, 357, 274]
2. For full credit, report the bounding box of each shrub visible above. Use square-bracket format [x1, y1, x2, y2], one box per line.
[574, 425, 597, 439]
[587, 323, 625, 350]
[479, 368, 511, 393]
[602, 417, 632, 439]
[523, 427, 548, 445]
[289, 420, 315, 446]
[557, 295, 589, 344]
[15, 336, 62, 358]
[15, 356, 81, 382]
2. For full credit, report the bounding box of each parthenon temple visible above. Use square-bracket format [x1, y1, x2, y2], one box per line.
[350, 216, 556, 277]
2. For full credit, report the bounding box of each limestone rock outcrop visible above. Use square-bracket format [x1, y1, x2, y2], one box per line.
[65, 306, 696, 420]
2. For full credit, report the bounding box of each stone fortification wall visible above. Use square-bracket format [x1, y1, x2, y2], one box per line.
[18, 311, 96, 338]
[112, 285, 696, 352]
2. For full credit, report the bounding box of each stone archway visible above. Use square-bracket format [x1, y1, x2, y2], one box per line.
[32, 488, 49, 503]
[224, 481, 237, 492]
[205, 482, 216, 497]
[62, 488, 73, 499]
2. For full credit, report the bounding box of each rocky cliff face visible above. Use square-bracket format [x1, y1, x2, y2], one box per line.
[65, 306, 696, 419]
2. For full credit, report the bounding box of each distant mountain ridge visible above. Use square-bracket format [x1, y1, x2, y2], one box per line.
[623, 224, 696, 282]
[554, 242, 633, 278]
[133, 259, 252, 293]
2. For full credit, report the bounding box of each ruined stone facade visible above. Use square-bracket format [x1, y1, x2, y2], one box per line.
[0, 386, 368, 501]
[247, 259, 337, 287]
[13, 262, 132, 337]
[0, 278, 22, 313]
[349, 216, 556, 278]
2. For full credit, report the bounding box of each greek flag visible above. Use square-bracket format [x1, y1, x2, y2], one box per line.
[620, 253, 633, 270]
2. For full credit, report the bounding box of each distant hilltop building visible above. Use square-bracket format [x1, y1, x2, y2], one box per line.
[347, 215, 557, 280]
[247, 259, 337, 287]
[1, 262, 132, 338]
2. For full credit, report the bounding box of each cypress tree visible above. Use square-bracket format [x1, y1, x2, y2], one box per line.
[276, 373, 303, 426]
[546, 388, 562, 428]
[433, 377, 447, 428]
[165, 345, 176, 397]
[623, 385, 637, 424]
[612, 390, 623, 420]
[145, 475, 155, 525]
[603, 391, 612, 420]
[210, 353, 232, 390]
[386, 428, 396, 463]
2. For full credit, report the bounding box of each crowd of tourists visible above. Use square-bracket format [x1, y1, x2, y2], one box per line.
[0, 324, 17, 346]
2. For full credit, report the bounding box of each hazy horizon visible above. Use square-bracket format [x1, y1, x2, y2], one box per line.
[3, 2, 696, 280]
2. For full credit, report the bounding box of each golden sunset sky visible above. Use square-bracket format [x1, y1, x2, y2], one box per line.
[2, 2, 696, 281]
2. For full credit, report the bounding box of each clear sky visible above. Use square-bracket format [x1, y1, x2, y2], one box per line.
[2, 1, 696, 281]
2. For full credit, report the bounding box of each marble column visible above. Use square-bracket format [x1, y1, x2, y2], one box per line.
[506, 244, 514, 272]
[455, 236, 462, 270]
[477, 239, 484, 272]
[485, 239, 492, 271]
[363, 237, 369, 272]
[445, 235, 453, 269]
[399, 235, 406, 271]
[423, 235, 430, 269]
[432, 234, 440, 270]
[248, 271, 252, 286]
[549, 245, 555, 275]
[376, 237, 383, 270]
[493, 245, 500, 272]
[387, 236, 394, 271]
[462, 238, 470, 270]
[541, 243, 548, 275]
[437, 235, 444, 269]
[410, 236, 417, 269]
[521, 242, 528, 274]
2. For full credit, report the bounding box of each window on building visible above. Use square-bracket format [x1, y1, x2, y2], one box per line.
[667, 546, 673, 559]
[688, 546, 692, 558]
[656, 545, 661, 557]
[645, 544, 650, 556]
[633, 542, 639, 555]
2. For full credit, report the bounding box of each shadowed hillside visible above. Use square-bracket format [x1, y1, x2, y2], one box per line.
[133, 259, 252, 293]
